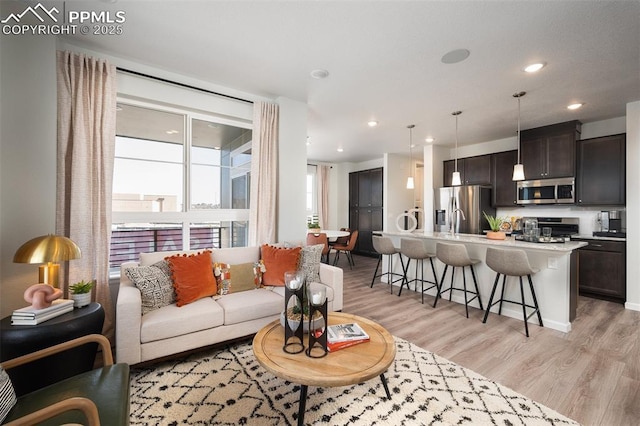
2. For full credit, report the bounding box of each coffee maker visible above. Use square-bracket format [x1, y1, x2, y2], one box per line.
[598, 210, 624, 233]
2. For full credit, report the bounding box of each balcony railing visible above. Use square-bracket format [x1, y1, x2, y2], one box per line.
[109, 226, 222, 270]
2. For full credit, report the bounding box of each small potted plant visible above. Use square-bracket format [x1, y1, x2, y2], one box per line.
[69, 279, 94, 308]
[307, 215, 321, 233]
[483, 212, 507, 240]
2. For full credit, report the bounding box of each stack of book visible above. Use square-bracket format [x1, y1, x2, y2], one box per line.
[11, 299, 74, 325]
[326, 322, 370, 352]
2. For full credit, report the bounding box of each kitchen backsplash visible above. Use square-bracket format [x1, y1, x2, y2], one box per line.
[496, 206, 626, 236]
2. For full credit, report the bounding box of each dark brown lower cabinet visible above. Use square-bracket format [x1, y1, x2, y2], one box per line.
[575, 239, 626, 303]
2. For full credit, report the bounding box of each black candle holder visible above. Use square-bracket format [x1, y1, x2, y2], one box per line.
[306, 286, 328, 358]
[283, 272, 305, 354]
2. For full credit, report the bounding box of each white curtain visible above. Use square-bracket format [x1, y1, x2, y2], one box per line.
[317, 165, 330, 229]
[56, 51, 117, 340]
[249, 102, 279, 246]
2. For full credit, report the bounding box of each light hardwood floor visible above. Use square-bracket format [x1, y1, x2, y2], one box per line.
[337, 253, 640, 426]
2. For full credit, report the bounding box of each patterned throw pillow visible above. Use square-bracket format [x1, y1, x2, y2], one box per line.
[260, 244, 301, 286]
[0, 366, 16, 423]
[126, 260, 176, 315]
[166, 250, 217, 307]
[213, 261, 265, 295]
[299, 244, 323, 283]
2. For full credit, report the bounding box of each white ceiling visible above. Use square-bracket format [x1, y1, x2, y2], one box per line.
[43, 1, 640, 162]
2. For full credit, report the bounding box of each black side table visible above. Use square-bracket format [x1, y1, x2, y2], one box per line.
[0, 302, 104, 396]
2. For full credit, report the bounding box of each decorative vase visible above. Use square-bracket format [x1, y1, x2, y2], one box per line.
[280, 310, 325, 333]
[308, 228, 321, 234]
[72, 292, 91, 308]
[486, 231, 506, 240]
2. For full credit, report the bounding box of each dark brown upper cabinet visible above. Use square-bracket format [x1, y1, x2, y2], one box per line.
[576, 134, 626, 206]
[520, 121, 581, 179]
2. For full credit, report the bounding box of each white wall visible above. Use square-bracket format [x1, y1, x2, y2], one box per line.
[383, 153, 414, 232]
[625, 101, 640, 311]
[0, 34, 58, 316]
[277, 97, 308, 243]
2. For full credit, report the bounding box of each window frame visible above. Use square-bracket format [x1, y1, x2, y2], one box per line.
[111, 98, 252, 270]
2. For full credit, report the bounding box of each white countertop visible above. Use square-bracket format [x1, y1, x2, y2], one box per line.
[382, 230, 588, 253]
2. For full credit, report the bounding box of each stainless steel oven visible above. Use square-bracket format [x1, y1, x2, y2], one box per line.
[517, 177, 575, 205]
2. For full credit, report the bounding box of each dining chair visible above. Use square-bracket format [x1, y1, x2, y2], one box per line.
[332, 230, 358, 269]
[306, 232, 330, 263]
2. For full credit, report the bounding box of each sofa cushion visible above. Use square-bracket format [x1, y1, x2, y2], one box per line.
[125, 261, 176, 314]
[140, 297, 224, 343]
[140, 249, 204, 266]
[260, 244, 301, 286]
[211, 246, 260, 265]
[215, 289, 283, 325]
[299, 244, 323, 283]
[214, 261, 265, 295]
[166, 251, 217, 306]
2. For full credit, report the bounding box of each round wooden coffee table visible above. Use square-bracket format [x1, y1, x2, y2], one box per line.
[252, 312, 395, 426]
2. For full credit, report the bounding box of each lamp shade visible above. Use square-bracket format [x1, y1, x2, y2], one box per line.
[13, 235, 81, 264]
[512, 164, 525, 181]
[451, 171, 462, 186]
[406, 176, 415, 189]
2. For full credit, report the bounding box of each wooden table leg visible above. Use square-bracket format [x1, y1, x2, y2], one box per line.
[297, 384, 308, 426]
[380, 373, 391, 399]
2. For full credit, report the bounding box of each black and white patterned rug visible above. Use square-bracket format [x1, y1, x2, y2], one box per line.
[130, 337, 579, 425]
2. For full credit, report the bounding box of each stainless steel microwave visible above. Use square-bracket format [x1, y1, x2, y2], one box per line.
[516, 177, 575, 205]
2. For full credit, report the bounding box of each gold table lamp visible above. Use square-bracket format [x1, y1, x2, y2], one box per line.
[13, 234, 82, 288]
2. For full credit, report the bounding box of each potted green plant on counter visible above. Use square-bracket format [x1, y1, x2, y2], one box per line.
[483, 212, 507, 240]
[69, 279, 94, 308]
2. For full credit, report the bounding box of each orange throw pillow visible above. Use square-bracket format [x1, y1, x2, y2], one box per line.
[260, 244, 301, 286]
[166, 250, 217, 306]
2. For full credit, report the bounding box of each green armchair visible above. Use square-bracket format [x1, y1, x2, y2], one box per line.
[1, 334, 130, 425]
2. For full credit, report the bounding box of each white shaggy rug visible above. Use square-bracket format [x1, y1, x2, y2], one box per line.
[129, 337, 579, 425]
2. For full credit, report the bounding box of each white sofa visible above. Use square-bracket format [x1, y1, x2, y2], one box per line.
[116, 246, 343, 365]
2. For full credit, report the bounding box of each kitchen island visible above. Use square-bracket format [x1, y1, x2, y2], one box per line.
[381, 231, 588, 333]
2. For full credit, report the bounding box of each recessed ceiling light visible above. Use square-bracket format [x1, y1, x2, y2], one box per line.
[441, 49, 470, 64]
[337, 147, 344, 152]
[166, 130, 179, 135]
[524, 62, 546, 73]
[310, 69, 329, 79]
[367, 120, 378, 127]
[567, 103, 584, 110]
[425, 137, 435, 143]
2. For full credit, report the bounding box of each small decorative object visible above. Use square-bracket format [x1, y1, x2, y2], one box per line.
[282, 271, 305, 354]
[483, 212, 507, 240]
[23, 283, 62, 309]
[69, 279, 94, 308]
[306, 283, 328, 358]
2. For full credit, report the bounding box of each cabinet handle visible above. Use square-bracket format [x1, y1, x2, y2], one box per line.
[591, 243, 603, 247]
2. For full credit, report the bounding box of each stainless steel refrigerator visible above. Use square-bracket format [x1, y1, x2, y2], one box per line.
[434, 185, 495, 234]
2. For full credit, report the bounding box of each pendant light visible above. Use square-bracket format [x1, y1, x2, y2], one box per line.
[512, 91, 526, 181]
[451, 111, 462, 186]
[406, 124, 415, 189]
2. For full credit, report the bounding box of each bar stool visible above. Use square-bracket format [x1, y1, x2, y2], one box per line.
[370, 236, 405, 294]
[433, 242, 484, 318]
[483, 247, 543, 337]
[398, 238, 438, 304]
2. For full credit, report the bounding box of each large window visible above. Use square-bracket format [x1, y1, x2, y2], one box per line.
[110, 103, 252, 272]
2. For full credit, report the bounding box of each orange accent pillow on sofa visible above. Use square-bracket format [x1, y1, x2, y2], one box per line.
[260, 244, 301, 286]
[166, 250, 217, 306]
